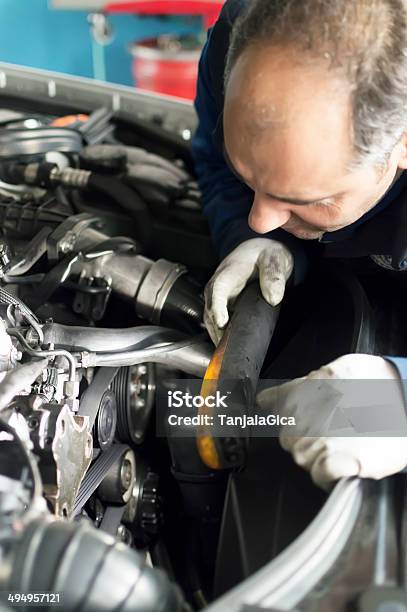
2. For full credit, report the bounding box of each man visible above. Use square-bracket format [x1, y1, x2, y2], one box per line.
[192, 0, 407, 488]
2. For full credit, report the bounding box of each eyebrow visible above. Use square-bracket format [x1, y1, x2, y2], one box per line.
[222, 145, 340, 206]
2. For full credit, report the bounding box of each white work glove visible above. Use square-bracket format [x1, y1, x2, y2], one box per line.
[256, 354, 407, 490]
[204, 238, 293, 344]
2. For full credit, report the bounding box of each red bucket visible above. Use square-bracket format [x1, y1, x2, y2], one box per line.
[130, 36, 201, 100]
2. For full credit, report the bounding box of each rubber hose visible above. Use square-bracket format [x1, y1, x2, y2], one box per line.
[7, 519, 190, 612]
[0, 287, 39, 323]
[0, 162, 151, 248]
[160, 276, 204, 335]
[197, 282, 280, 469]
[87, 173, 152, 247]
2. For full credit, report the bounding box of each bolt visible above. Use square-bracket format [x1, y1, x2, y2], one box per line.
[28, 416, 39, 430]
[120, 458, 133, 491]
[59, 232, 76, 254]
[85, 437, 92, 458]
[64, 380, 80, 399]
[130, 382, 140, 395]
[117, 525, 131, 543]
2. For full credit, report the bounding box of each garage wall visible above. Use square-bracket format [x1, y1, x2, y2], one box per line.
[0, 0, 201, 86]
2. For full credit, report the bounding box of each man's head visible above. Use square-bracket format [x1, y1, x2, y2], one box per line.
[223, 0, 407, 239]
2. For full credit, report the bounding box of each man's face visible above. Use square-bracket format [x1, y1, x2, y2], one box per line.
[223, 45, 407, 240]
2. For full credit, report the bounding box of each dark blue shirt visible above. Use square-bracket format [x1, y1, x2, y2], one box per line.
[192, 2, 407, 392]
[192, 24, 407, 262]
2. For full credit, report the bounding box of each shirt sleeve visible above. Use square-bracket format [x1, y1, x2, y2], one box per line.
[384, 356, 407, 408]
[191, 29, 307, 283]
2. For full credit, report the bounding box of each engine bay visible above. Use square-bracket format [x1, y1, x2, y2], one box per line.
[0, 102, 219, 612]
[0, 75, 407, 612]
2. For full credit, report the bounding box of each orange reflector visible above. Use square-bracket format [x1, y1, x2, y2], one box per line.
[196, 332, 229, 469]
[196, 435, 221, 470]
[51, 114, 89, 127]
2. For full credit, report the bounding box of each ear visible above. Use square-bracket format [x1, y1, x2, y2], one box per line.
[395, 132, 407, 170]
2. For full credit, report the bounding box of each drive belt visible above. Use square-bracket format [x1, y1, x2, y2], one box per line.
[72, 443, 128, 517]
[100, 505, 127, 536]
[78, 366, 120, 428]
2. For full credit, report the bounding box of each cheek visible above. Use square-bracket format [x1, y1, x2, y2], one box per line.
[336, 194, 377, 222]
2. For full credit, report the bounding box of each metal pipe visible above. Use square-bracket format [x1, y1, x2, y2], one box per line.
[42, 323, 183, 353]
[93, 337, 211, 378]
[20, 308, 44, 345]
[69, 254, 201, 333]
[69, 252, 152, 300]
[8, 331, 76, 382]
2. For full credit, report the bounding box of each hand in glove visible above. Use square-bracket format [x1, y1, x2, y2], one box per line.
[204, 238, 293, 344]
[256, 354, 407, 490]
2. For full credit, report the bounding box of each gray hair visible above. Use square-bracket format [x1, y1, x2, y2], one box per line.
[225, 0, 407, 168]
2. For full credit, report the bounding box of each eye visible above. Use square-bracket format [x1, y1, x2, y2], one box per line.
[309, 199, 334, 208]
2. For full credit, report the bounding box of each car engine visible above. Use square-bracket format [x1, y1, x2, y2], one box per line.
[0, 105, 217, 612]
[1, 80, 407, 612]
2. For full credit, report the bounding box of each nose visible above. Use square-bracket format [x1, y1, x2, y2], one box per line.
[248, 193, 291, 233]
